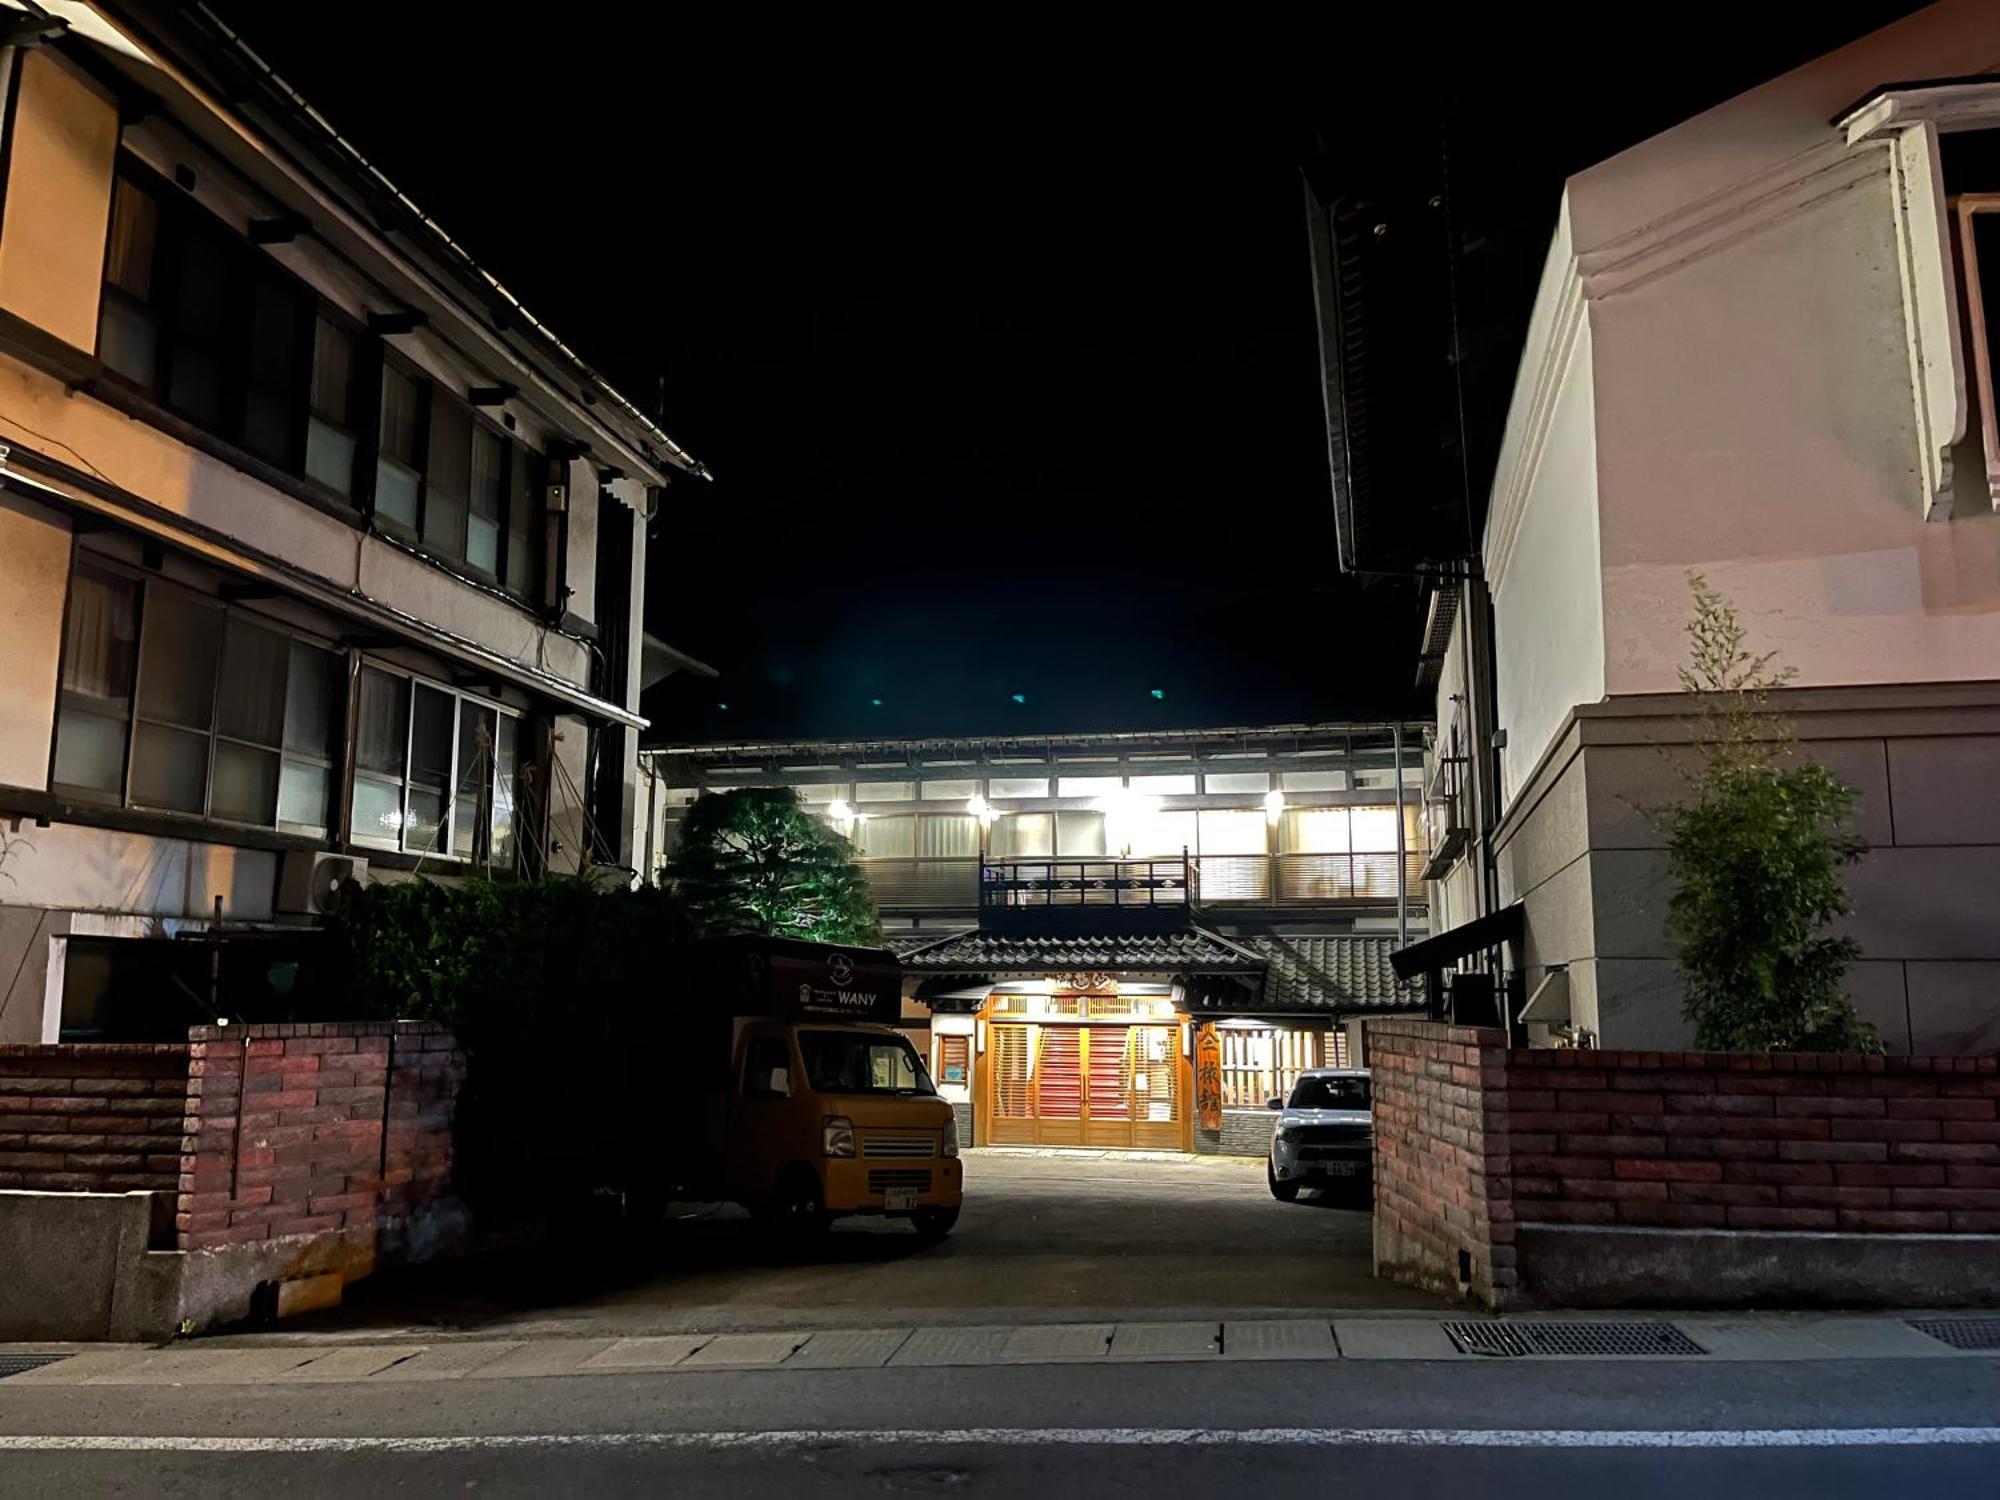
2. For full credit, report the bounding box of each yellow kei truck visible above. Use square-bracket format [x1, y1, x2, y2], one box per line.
[664, 936, 963, 1239]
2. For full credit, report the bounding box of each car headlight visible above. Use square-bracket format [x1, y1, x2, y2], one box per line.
[942, 1117, 960, 1158]
[822, 1115, 856, 1158]
[1275, 1127, 1297, 1142]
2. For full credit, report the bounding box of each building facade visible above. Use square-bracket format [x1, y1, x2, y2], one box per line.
[647, 723, 1428, 1153]
[0, 4, 706, 1042]
[1324, 0, 2000, 1053]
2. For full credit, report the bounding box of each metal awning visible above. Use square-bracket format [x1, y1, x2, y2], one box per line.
[1389, 900, 1524, 981]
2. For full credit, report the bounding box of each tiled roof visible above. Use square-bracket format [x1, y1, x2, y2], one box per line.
[897, 928, 1262, 975]
[1243, 933, 1412, 1011]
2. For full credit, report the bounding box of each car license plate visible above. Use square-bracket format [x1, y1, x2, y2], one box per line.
[1321, 1161, 1359, 1177]
[884, 1188, 918, 1210]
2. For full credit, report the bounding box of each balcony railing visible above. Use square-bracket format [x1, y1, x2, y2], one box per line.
[980, 856, 1192, 913]
[860, 858, 982, 911]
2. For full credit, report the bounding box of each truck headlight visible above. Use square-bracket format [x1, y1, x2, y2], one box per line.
[942, 1117, 960, 1158]
[822, 1115, 856, 1159]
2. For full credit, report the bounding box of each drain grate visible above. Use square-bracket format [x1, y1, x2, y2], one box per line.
[0, 1355, 65, 1380]
[1442, 1321, 1707, 1358]
[1908, 1319, 2000, 1352]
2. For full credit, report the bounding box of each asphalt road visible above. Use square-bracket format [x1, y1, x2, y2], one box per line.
[3, 1350, 1996, 1496]
[312, 1150, 1429, 1337]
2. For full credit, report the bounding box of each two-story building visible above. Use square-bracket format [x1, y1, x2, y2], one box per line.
[1312, 0, 2000, 1054]
[646, 722, 1428, 1154]
[0, 3, 707, 1041]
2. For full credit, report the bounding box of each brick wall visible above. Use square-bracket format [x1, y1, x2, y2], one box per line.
[178, 1022, 464, 1255]
[1506, 1048, 2000, 1234]
[0, 1043, 189, 1193]
[1367, 1020, 1513, 1305]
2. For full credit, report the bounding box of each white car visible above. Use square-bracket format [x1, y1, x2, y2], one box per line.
[1267, 1068, 1373, 1202]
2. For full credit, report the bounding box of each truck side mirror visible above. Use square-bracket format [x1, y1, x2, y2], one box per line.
[768, 1067, 791, 1097]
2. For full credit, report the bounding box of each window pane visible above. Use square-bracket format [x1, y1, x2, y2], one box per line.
[1349, 807, 1400, 853]
[309, 316, 353, 426]
[915, 814, 977, 858]
[350, 772, 403, 844]
[1205, 771, 1271, 794]
[305, 418, 357, 497]
[466, 427, 503, 575]
[135, 588, 221, 729]
[277, 758, 329, 834]
[1126, 808, 1196, 856]
[283, 641, 338, 756]
[423, 393, 471, 557]
[61, 565, 139, 704]
[987, 777, 1048, 800]
[53, 708, 128, 795]
[1055, 810, 1105, 856]
[374, 457, 420, 528]
[988, 811, 1051, 857]
[505, 446, 541, 596]
[215, 619, 288, 745]
[243, 276, 303, 464]
[210, 741, 279, 825]
[1057, 775, 1122, 798]
[454, 702, 495, 859]
[489, 714, 518, 863]
[406, 684, 454, 851]
[99, 296, 157, 387]
[167, 230, 231, 428]
[105, 178, 158, 299]
[378, 365, 420, 465]
[857, 815, 915, 859]
[354, 667, 408, 775]
[1197, 809, 1266, 855]
[130, 722, 208, 813]
[1281, 808, 1350, 854]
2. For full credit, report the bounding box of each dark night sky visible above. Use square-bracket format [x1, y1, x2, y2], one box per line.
[208, 3, 1921, 744]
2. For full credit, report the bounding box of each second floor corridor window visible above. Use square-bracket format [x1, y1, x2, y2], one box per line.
[350, 664, 519, 863]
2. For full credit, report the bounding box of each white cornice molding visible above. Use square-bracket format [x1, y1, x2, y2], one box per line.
[1839, 81, 2000, 146]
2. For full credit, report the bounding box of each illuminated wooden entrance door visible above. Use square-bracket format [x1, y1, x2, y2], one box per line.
[987, 1023, 1038, 1146]
[984, 1019, 1188, 1148]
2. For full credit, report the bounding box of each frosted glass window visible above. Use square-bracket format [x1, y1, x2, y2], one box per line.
[795, 783, 850, 804]
[1128, 774, 1196, 796]
[987, 777, 1048, 799]
[406, 685, 454, 853]
[1056, 811, 1106, 856]
[454, 702, 495, 858]
[54, 565, 139, 795]
[857, 816, 915, 859]
[490, 714, 519, 864]
[1125, 809, 1197, 857]
[1198, 809, 1267, 855]
[854, 780, 915, 802]
[210, 741, 279, 825]
[1350, 807, 1401, 852]
[136, 589, 221, 728]
[1058, 775, 1122, 798]
[277, 760, 329, 833]
[988, 812, 1052, 857]
[215, 620, 287, 746]
[467, 426, 503, 577]
[1281, 770, 1347, 792]
[921, 779, 978, 801]
[130, 723, 207, 813]
[916, 814, 978, 857]
[1204, 771, 1271, 794]
[1281, 808, 1351, 854]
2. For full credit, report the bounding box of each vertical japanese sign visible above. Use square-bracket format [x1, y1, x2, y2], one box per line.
[1195, 1023, 1222, 1132]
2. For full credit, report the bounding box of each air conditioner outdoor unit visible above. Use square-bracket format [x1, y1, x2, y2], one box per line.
[276, 851, 369, 915]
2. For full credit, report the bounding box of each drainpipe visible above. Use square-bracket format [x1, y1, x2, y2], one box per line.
[1393, 722, 1408, 948]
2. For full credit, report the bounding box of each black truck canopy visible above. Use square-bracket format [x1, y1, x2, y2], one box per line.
[681, 935, 904, 1026]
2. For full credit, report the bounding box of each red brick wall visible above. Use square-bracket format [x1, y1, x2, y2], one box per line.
[1367, 1020, 1515, 1304]
[1507, 1049, 2000, 1234]
[178, 1022, 464, 1254]
[0, 1043, 189, 1193]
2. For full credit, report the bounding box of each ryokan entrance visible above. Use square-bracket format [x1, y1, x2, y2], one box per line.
[977, 989, 1189, 1151]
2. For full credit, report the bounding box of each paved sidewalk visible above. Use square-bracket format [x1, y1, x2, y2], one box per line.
[2, 1313, 1992, 1387]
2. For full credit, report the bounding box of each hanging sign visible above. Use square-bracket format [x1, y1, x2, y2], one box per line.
[1195, 1023, 1223, 1132]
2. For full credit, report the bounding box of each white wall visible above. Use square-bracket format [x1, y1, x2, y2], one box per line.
[0, 821, 275, 923]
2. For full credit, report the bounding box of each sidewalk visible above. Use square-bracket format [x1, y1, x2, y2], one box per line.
[3, 1312, 1993, 1387]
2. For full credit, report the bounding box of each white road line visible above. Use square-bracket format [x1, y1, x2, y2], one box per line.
[0, 1427, 1997, 1453]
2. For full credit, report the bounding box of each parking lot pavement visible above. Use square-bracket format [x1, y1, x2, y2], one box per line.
[284, 1148, 1432, 1339]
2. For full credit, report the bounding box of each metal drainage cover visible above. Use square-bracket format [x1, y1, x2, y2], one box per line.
[1443, 1321, 1707, 1358]
[1908, 1319, 2000, 1352]
[0, 1355, 65, 1380]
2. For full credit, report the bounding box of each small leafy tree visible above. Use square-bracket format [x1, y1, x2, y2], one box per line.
[1661, 575, 1879, 1053]
[661, 787, 882, 944]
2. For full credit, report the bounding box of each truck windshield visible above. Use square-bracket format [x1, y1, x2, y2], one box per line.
[1287, 1075, 1371, 1110]
[798, 1031, 935, 1096]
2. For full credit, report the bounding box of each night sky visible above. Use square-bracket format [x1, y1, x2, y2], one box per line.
[208, 4, 1920, 744]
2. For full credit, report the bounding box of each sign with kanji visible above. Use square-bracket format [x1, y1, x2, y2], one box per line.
[1195, 1023, 1223, 1132]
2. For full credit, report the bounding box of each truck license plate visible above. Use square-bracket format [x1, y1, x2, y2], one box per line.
[883, 1188, 918, 1211]
[1321, 1161, 1358, 1177]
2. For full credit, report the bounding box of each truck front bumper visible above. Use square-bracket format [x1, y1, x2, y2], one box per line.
[823, 1155, 964, 1215]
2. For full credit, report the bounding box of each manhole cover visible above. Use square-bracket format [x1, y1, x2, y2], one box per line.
[1908, 1319, 2000, 1352]
[0, 1355, 65, 1380]
[1442, 1321, 1707, 1358]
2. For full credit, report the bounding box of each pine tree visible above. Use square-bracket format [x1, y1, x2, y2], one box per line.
[660, 787, 883, 944]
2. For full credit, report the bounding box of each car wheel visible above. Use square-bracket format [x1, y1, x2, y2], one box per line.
[911, 1207, 959, 1242]
[1268, 1161, 1300, 1202]
[763, 1167, 830, 1237]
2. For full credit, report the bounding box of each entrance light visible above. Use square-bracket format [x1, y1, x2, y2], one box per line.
[1263, 788, 1286, 824]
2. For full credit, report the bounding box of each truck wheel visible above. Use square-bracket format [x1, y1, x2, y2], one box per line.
[766, 1167, 829, 1238]
[1268, 1162, 1300, 1202]
[911, 1207, 959, 1242]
